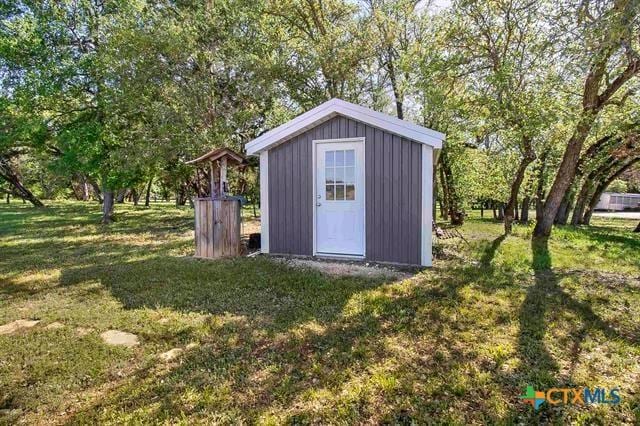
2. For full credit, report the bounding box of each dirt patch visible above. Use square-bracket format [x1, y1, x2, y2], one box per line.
[76, 327, 94, 336]
[280, 258, 413, 280]
[159, 348, 183, 362]
[100, 330, 139, 347]
[0, 319, 40, 335]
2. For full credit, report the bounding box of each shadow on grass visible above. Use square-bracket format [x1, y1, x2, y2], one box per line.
[480, 234, 507, 267]
[516, 238, 559, 388]
[573, 226, 640, 249]
[62, 266, 501, 424]
[515, 237, 631, 390]
[29, 246, 640, 423]
[59, 256, 392, 333]
[4, 205, 639, 423]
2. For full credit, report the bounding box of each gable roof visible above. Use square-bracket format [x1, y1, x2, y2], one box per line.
[186, 147, 245, 165]
[245, 98, 445, 156]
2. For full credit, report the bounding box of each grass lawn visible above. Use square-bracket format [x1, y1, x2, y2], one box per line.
[1, 201, 639, 424]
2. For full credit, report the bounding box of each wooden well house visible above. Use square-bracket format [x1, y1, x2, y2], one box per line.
[187, 147, 246, 259]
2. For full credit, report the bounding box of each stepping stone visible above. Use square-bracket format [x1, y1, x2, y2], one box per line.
[45, 322, 65, 330]
[159, 348, 183, 362]
[100, 330, 139, 347]
[0, 319, 40, 335]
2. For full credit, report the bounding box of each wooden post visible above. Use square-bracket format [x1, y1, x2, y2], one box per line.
[209, 162, 215, 199]
[220, 157, 227, 196]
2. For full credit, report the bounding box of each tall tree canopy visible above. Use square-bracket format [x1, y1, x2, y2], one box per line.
[1, 0, 639, 236]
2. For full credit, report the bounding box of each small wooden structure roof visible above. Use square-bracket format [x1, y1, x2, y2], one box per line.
[186, 147, 245, 165]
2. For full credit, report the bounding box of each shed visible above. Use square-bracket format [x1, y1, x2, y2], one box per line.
[245, 98, 445, 266]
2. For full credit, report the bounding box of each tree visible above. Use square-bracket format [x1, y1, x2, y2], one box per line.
[450, 0, 568, 234]
[263, 0, 374, 108]
[365, 0, 424, 119]
[534, 0, 640, 237]
[2, 0, 275, 221]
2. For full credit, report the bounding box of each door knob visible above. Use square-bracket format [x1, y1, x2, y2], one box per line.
[316, 202, 321, 206]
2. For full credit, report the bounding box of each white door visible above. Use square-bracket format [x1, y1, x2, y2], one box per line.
[315, 140, 365, 256]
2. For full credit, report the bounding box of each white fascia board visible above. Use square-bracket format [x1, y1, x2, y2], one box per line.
[246, 98, 445, 156]
[332, 99, 445, 141]
[246, 101, 338, 155]
[421, 145, 433, 267]
[259, 151, 269, 253]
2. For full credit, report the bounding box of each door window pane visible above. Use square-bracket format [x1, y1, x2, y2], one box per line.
[346, 184, 355, 200]
[345, 150, 355, 166]
[322, 148, 357, 202]
[325, 167, 334, 183]
[344, 166, 354, 184]
[326, 184, 335, 200]
[325, 151, 334, 167]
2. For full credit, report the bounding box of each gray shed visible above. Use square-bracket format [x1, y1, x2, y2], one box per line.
[245, 99, 445, 266]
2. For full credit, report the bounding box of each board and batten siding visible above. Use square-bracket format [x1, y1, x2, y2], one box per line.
[267, 114, 423, 265]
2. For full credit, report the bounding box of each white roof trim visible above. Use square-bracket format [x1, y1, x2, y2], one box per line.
[245, 98, 445, 155]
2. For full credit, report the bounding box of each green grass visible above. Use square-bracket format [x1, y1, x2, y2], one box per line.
[1, 201, 639, 424]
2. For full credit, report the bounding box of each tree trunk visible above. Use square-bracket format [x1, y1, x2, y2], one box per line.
[144, 177, 153, 207]
[554, 187, 575, 225]
[573, 155, 628, 225]
[0, 157, 44, 207]
[533, 44, 640, 236]
[386, 49, 404, 120]
[634, 222, 640, 232]
[571, 177, 595, 225]
[492, 201, 497, 220]
[116, 189, 127, 203]
[497, 204, 504, 221]
[90, 180, 103, 203]
[102, 190, 115, 224]
[71, 175, 88, 201]
[504, 149, 535, 234]
[433, 155, 439, 220]
[582, 194, 599, 226]
[439, 166, 449, 220]
[72, 174, 90, 201]
[5, 193, 9, 204]
[520, 196, 531, 223]
[534, 119, 592, 237]
[569, 134, 617, 225]
[440, 148, 463, 225]
[175, 185, 188, 206]
[132, 188, 140, 206]
[83, 180, 90, 201]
